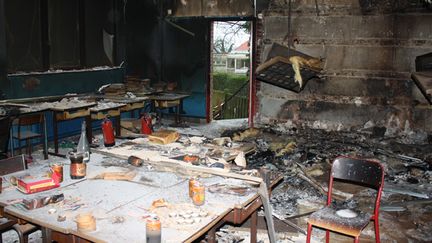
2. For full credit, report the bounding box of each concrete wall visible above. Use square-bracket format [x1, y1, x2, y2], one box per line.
[256, 0, 432, 142]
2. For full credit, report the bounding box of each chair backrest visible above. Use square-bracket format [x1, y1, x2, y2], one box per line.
[0, 154, 27, 176]
[328, 156, 385, 215]
[331, 156, 384, 189]
[0, 117, 12, 159]
[18, 113, 43, 126]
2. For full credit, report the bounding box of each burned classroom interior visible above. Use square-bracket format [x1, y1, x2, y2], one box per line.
[0, 0, 432, 242]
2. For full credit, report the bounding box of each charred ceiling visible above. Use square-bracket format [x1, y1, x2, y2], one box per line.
[170, 0, 254, 17]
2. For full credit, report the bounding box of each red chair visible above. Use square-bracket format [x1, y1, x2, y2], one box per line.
[306, 156, 385, 243]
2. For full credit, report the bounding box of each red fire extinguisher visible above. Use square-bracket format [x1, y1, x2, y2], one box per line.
[141, 114, 152, 135]
[102, 117, 115, 147]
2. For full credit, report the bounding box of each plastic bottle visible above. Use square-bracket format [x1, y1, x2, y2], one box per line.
[77, 121, 90, 163]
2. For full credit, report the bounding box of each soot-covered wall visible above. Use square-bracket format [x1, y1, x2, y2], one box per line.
[257, 0, 432, 143]
[125, 0, 209, 118]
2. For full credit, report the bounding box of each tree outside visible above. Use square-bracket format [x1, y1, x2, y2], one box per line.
[212, 21, 250, 120]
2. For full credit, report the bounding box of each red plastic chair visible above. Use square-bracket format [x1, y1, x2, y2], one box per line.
[306, 156, 385, 243]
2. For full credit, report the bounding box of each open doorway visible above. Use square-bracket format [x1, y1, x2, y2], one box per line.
[211, 21, 251, 120]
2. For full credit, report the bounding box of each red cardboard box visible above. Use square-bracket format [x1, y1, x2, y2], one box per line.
[16, 173, 60, 194]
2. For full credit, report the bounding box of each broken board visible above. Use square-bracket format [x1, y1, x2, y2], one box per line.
[148, 130, 180, 144]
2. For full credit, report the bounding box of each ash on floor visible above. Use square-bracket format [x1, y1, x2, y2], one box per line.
[223, 126, 432, 242]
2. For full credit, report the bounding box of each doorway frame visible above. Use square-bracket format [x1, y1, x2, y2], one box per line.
[206, 17, 256, 126]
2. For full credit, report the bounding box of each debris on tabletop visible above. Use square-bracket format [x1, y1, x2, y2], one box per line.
[21, 193, 64, 210]
[208, 183, 252, 196]
[150, 198, 169, 211]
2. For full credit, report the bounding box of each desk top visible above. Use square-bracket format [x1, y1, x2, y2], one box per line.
[148, 93, 190, 101]
[89, 102, 126, 113]
[103, 96, 148, 104]
[0, 153, 259, 243]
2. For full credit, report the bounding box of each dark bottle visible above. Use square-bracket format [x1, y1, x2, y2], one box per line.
[69, 151, 86, 179]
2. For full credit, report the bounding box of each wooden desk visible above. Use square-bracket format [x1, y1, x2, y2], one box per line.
[89, 103, 126, 137]
[148, 93, 190, 124]
[50, 103, 96, 157]
[0, 153, 279, 243]
[103, 97, 148, 118]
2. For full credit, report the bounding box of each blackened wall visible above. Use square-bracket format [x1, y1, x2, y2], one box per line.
[125, 0, 209, 117]
[257, 0, 432, 142]
[0, 0, 7, 98]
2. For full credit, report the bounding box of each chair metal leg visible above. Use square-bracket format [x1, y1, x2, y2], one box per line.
[326, 230, 330, 243]
[306, 223, 312, 243]
[12, 226, 28, 243]
[374, 219, 380, 243]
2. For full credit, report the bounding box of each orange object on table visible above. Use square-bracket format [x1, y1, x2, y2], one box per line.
[192, 181, 205, 206]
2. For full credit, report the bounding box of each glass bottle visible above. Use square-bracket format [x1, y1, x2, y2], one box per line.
[77, 121, 90, 163]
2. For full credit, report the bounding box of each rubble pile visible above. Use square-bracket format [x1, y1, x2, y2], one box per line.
[223, 126, 432, 241]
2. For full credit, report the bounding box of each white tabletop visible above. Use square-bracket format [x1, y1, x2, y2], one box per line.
[0, 153, 258, 243]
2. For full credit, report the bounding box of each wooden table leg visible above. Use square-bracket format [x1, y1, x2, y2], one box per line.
[42, 113, 48, 160]
[250, 210, 258, 243]
[53, 111, 59, 154]
[41, 226, 52, 243]
[207, 226, 217, 243]
[9, 127, 14, 157]
[175, 103, 180, 124]
[115, 115, 121, 136]
[85, 116, 92, 144]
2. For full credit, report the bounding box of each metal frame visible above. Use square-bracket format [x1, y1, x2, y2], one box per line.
[307, 156, 385, 243]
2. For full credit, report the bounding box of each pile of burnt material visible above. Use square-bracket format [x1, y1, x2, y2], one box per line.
[221, 126, 432, 241]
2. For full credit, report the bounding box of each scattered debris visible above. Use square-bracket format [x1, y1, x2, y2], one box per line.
[111, 216, 125, 224]
[57, 214, 67, 222]
[232, 128, 260, 142]
[234, 152, 247, 168]
[208, 183, 252, 196]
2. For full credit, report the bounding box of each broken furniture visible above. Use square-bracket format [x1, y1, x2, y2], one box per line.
[256, 43, 322, 93]
[50, 102, 96, 157]
[148, 92, 190, 124]
[147, 129, 180, 144]
[411, 71, 432, 105]
[306, 156, 385, 243]
[256, 56, 322, 93]
[0, 155, 40, 243]
[0, 152, 280, 243]
[11, 113, 47, 161]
